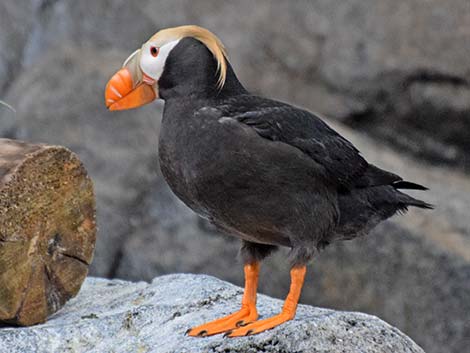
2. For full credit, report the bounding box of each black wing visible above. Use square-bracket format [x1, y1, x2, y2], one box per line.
[218, 96, 396, 189]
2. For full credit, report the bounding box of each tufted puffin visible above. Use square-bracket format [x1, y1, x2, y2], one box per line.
[105, 25, 432, 337]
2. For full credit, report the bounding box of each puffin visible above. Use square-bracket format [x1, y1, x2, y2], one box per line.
[105, 25, 432, 337]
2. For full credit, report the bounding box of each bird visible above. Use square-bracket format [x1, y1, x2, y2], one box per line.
[105, 25, 432, 337]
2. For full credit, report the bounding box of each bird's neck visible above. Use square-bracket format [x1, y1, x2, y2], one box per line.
[216, 62, 249, 98]
[159, 58, 248, 100]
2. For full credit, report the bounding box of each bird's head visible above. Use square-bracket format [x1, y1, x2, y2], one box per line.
[105, 25, 228, 111]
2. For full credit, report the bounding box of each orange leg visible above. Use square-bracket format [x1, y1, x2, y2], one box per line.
[187, 262, 260, 337]
[225, 265, 306, 337]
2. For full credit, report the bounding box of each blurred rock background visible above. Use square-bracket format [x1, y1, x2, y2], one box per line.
[0, 1, 469, 352]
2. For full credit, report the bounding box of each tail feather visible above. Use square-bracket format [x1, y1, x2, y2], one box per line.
[393, 180, 428, 191]
[396, 190, 434, 210]
[403, 198, 434, 210]
[393, 180, 433, 209]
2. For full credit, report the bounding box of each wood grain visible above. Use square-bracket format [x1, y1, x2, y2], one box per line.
[0, 139, 96, 326]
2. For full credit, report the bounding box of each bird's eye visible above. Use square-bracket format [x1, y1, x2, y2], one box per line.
[150, 46, 159, 57]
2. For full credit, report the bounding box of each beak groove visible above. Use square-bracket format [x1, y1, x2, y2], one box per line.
[105, 67, 157, 111]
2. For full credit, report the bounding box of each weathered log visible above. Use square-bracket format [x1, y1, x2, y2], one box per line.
[0, 138, 96, 326]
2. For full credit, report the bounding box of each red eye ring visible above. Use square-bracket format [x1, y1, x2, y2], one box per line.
[150, 46, 159, 57]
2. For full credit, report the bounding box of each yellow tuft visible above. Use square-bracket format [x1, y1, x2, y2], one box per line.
[149, 25, 228, 89]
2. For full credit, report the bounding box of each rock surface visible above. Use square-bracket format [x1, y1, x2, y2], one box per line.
[0, 274, 425, 353]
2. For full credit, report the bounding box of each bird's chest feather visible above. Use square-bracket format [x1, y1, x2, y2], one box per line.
[158, 104, 236, 216]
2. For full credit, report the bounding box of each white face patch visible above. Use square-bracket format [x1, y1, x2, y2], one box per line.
[140, 39, 181, 81]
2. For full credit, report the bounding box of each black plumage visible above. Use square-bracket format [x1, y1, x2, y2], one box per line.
[158, 37, 431, 266]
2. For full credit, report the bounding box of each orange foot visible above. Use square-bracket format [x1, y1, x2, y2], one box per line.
[187, 306, 258, 337]
[224, 312, 293, 337]
[188, 262, 260, 337]
[226, 265, 306, 337]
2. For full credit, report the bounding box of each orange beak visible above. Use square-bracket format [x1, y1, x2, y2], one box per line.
[105, 68, 157, 111]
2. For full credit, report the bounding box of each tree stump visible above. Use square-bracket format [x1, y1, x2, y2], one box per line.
[0, 139, 96, 326]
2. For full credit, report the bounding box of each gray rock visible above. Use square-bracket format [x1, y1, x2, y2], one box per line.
[144, 0, 470, 169]
[0, 0, 35, 94]
[0, 2, 469, 353]
[0, 0, 36, 136]
[2, 0, 470, 165]
[0, 274, 425, 353]
[4, 0, 470, 166]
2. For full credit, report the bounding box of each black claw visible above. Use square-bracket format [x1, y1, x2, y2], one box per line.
[236, 320, 246, 327]
[223, 330, 233, 338]
[246, 329, 254, 336]
[185, 328, 192, 335]
[198, 330, 208, 337]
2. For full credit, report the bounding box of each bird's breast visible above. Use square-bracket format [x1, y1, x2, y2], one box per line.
[158, 109, 233, 216]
